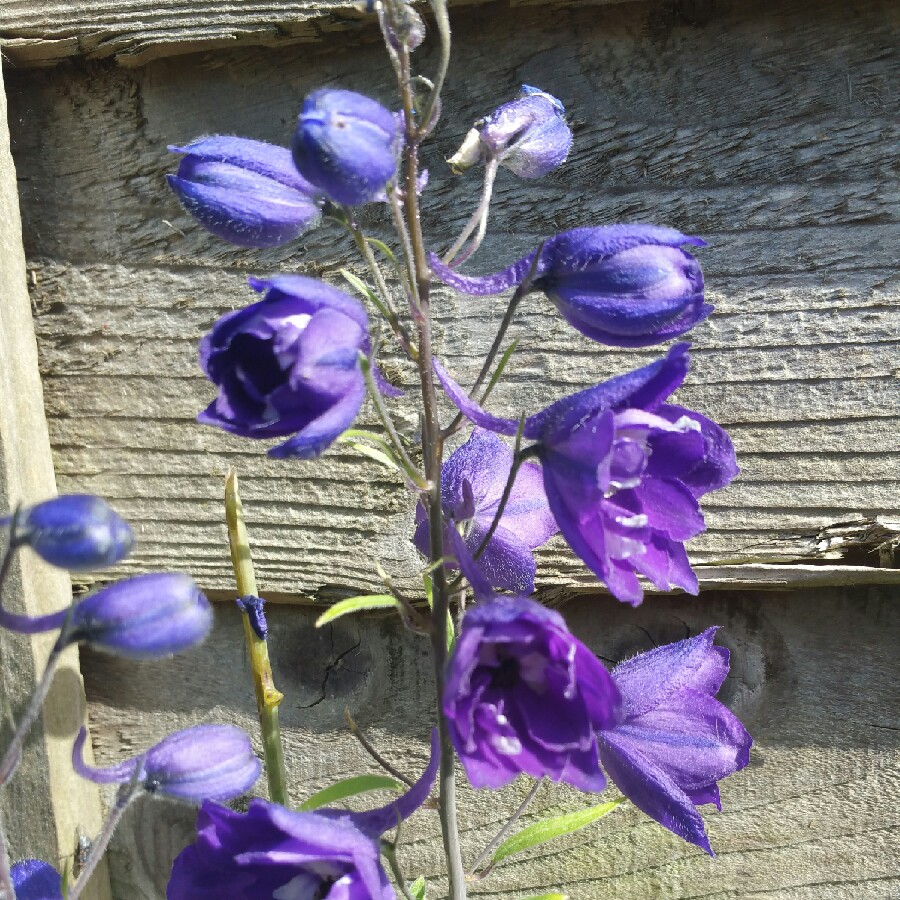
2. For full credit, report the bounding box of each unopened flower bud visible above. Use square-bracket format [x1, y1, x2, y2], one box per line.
[6, 495, 133, 572]
[167, 136, 323, 248]
[73, 723, 261, 802]
[69, 572, 213, 659]
[448, 85, 572, 179]
[292, 89, 401, 205]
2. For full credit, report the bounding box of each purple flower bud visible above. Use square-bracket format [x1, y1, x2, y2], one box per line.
[434, 344, 739, 605]
[413, 429, 557, 595]
[598, 628, 752, 854]
[5, 494, 133, 572]
[445, 597, 621, 792]
[292, 89, 401, 205]
[73, 723, 261, 802]
[199, 276, 371, 459]
[167, 136, 322, 248]
[69, 572, 213, 659]
[431, 225, 712, 347]
[167, 731, 439, 899]
[449, 85, 572, 179]
[10, 859, 63, 900]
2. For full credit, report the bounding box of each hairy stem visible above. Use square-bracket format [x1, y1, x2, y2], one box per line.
[225, 470, 288, 807]
[346, 710, 416, 787]
[67, 781, 141, 900]
[442, 158, 498, 266]
[0, 811, 13, 900]
[397, 39, 468, 900]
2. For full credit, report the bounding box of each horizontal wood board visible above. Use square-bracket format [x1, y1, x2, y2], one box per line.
[82, 585, 900, 898]
[6, 0, 900, 597]
[0, 0, 639, 67]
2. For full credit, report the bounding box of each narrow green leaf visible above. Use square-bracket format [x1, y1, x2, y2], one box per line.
[491, 798, 624, 866]
[423, 573, 454, 650]
[316, 594, 400, 627]
[520, 894, 567, 900]
[341, 269, 393, 323]
[409, 876, 426, 900]
[423, 573, 434, 607]
[366, 236, 398, 266]
[350, 442, 402, 473]
[299, 774, 402, 811]
[480, 338, 519, 406]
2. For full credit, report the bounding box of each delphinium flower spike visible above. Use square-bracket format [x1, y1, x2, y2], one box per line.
[434, 344, 738, 604]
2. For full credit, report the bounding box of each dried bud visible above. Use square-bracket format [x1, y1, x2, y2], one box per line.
[448, 85, 572, 179]
[292, 89, 401, 205]
[7, 495, 133, 572]
[73, 724, 261, 802]
[167, 136, 322, 248]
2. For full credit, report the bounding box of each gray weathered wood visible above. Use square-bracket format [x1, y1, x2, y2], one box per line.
[5, 0, 899, 595]
[83, 585, 900, 898]
[0, 64, 110, 899]
[0, 0, 640, 67]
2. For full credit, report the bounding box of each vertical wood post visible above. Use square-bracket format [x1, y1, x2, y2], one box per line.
[0, 65, 110, 900]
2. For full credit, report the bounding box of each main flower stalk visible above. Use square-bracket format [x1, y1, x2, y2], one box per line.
[397, 37, 468, 900]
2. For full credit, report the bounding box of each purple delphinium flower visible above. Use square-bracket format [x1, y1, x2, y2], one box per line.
[167, 731, 439, 899]
[73, 724, 261, 802]
[10, 859, 63, 900]
[413, 429, 557, 595]
[167, 136, 322, 248]
[449, 85, 572, 179]
[445, 596, 620, 791]
[434, 343, 739, 605]
[1, 494, 133, 572]
[292, 89, 401, 206]
[0, 572, 212, 659]
[199, 275, 383, 459]
[431, 225, 711, 347]
[598, 628, 752, 854]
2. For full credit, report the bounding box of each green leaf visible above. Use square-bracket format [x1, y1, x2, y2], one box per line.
[491, 798, 625, 866]
[480, 338, 519, 406]
[349, 441, 402, 473]
[409, 876, 427, 900]
[316, 594, 399, 627]
[520, 894, 567, 900]
[365, 236, 398, 266]
[341, 268, 393, 323]
[423, 572, 454, 651]
[299, 774, 402, 811]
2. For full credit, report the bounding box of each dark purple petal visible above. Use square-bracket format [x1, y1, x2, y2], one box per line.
[465, 523, 537, 595]
[10, 859, 63, 900]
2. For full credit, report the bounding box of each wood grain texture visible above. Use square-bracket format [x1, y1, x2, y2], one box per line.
[5, 0, 899, 595]
[0, 0, 639, 67]
[82, 585, 900, 898]
[0, 65, 110, 899]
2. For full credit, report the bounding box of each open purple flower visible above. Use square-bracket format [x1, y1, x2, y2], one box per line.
[431, 225, 711, 347]
[292, 88, 401, 206]
[2, 494, 133, 572]
[199, 275, 376, 459]
[73, 724, 261, 802]
[10, 859, 63, 900]
[413, 429, 557, 595]
[434, 343, 738, 604]
[445, 597, 620, 792]
[598, 628, 752, 854]
[448, 85, 572, 179]
[167, 136, 322, 248]
[167, 731, 438, 899]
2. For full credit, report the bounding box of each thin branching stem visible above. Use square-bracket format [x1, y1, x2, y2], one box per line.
[0, 812, 13, 900]
[468, 780, 542, 876]
[383, 842, 418, 900]
[442, 158, 499, 266]
[346, 710, 415, 788]
[419, 0, 451, 136]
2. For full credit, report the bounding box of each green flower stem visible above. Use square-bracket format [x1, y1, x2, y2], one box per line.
[382, 842, 418, 900]
[468, 780, 542, 876]
[225, 469, 288, 807]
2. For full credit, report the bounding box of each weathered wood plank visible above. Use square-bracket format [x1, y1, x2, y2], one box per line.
[0, 0, 641, 67]
[6, 0, 899, 594]
[0, 65, 110, 899]
[82, 585, 900, 898]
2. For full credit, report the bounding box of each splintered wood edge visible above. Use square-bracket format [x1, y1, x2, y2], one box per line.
[0, 0, 642, 68]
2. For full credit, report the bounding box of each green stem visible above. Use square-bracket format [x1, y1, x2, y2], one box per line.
[382, 842, 418, 900]
[225, 470, 288, 807]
